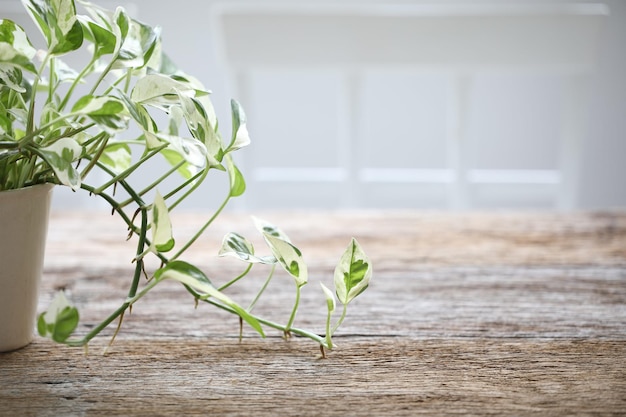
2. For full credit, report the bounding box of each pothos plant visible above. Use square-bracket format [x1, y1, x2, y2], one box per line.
[0, 0, 371, 355]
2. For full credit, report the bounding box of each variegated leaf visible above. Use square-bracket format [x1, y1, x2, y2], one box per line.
[154, 260, 264, 337]
[218, 232, 276, 264]
[150, 190, 174, 253]
[334, 238, 372, 305]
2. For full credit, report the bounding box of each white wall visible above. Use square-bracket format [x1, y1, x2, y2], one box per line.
[3, 0, 625, 211]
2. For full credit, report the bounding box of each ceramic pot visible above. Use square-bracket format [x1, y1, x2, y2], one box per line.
[0, 184, 54, 352]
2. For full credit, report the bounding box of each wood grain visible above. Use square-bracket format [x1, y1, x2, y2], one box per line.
[2, 338, 625, 416]
[1, 210, 625, 416]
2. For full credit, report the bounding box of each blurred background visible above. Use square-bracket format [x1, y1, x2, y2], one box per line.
[2, 0, 625, 211]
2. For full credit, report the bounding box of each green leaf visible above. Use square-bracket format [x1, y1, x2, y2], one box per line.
[252, 216, 292, 242]
[0, 19, 37, 73]
[23, 0, 84, 55]
[218, 232, 277, 264]
[21, 0, 51, 48]
[70, 95, 129, 132]
[79, 0, 115, 32]
[81, 4, 127, 58]
[334, 238, 372, 305]
[177, 93, 222, 168]
[154, 260, 265, 337]
[225, 154, 245, 197]
[99, 142, 131, 174]
[226, 99, 250, 152]
[158, 133, 207, 180]
[131, 73, 194, 110]
[0, 112, 13, 135]
[79, 17, 116, 58]
[0, 65, 26, 93]
[261, 231, 307, 287]
[38, 137, 82, 189]
[150, 190, 175, 253]
[113, 10, 160, 70]
[0, 20, 36, 93]
[37, 291, 79, 343]
[71, 94, 126, 115]
[116, 93, 162, 149]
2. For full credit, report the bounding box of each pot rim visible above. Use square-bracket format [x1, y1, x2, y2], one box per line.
[0, 183, 55, 196]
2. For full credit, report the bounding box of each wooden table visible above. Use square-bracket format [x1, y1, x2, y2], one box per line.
[1, 210, 625, 416]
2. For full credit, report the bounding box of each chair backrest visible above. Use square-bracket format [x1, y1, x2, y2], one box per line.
[211, 3, 608, 209]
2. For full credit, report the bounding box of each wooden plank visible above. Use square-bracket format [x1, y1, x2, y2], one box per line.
[35, 264, 626, 340]
[1, 211, 625, 415]
[39, 211, 626, 340]
[44, 210, 626, 270]
[1, 339, 625, 416]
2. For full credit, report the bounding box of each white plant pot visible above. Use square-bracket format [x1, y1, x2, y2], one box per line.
[0, 184, 54, 352]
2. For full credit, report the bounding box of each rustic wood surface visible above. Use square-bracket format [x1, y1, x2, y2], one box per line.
[1, 210, 625, 416]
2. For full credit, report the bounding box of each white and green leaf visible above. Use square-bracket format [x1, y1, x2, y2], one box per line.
[158, 133, 207, 180]
[71, 95, 129, 132]
[334, 238, 372, 305]
[117, 93, 162, 149]
[78, 15, 116, 58]
[38, 137, 82, 190]
[0, 19, 37, 73]
[262, 232, 307, 287]
[224, 154, 245, 197]
[218, 232, 276, 264]
[149, 190, 174, 253]
[226, 99, 250, 153]
[71, 94, 126, 115]
[0, 64, 27, 92]
[37, 291, 79, 343]
[177, 92, 222, 167]
[154, 260, 264, 337]
[131, 74, 194, 110]
[99, 142, 131, 174]
[22, 0, 84, 56]
[252, 216, 291, 242]
[114, 11, 160, 70]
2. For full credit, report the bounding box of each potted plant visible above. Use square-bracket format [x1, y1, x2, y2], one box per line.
[0, 0, 371, 355]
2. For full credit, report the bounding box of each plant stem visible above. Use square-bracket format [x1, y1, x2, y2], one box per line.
[325, 306, 334, 350]
[201, 298, 328, 348]
[15, 155, 36, 189]
[21, 112, 87, 145]
[128, 207, 149, 297]
[26, 51, 51, 136]
[170, 191, 231, 261]
[80, 134, 110, 179]
[59, 54, 99, 111]
[285, 284, 302, 336]
[165, 164, 210, 212]
[93, 144, 168, 194]
[65, 190, 150, 347]
[331, 303, 348, 335]
[47, 57, 55, 105]
[0, 142, 19, 149]
[123, 159, 186, 202]
[65, 303, 129, 347]
[89, 55, 116, 97]
[218, 263, 253, 291]
[116, 167, 204, 210]
[247, 264, 275, 311]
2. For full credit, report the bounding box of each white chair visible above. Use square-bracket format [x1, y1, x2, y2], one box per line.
[210, 3, 608, 209]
